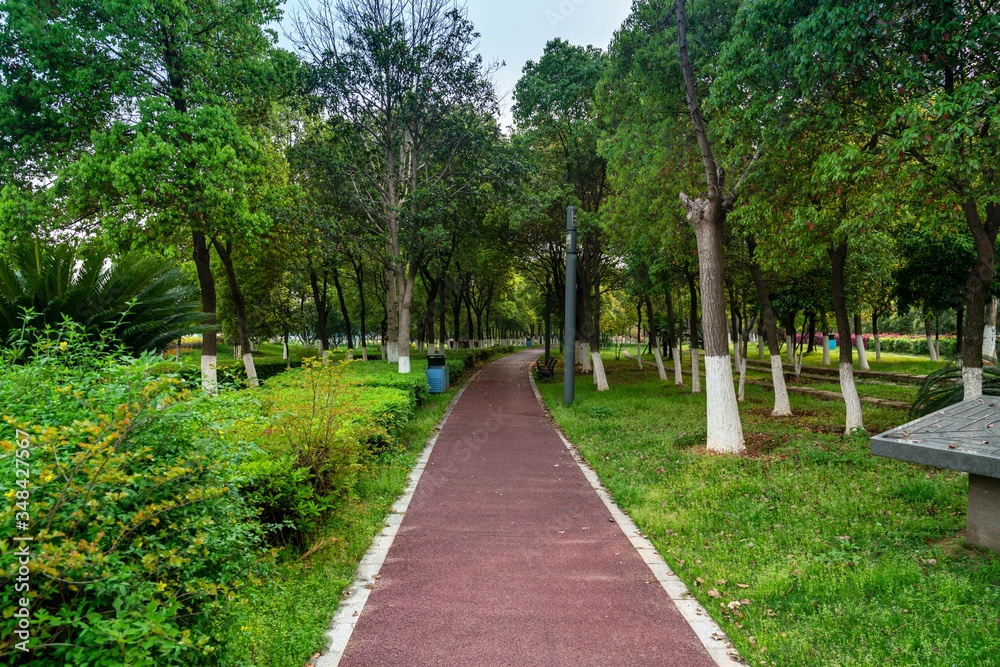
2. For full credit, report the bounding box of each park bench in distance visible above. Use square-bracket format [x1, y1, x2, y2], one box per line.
[870, 399, 1000, 554]
[535, 356, 558, 381]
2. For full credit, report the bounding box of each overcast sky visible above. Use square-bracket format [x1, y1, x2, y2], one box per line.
[277, 0, 635, 130]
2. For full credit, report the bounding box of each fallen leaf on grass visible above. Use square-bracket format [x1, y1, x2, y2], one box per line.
[709, 589, 721, 598]
[737, 583, 750, 589]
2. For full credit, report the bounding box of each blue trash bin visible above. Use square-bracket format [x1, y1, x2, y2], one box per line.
[426, 354, 448, 393]
[829, 339, 836, 350]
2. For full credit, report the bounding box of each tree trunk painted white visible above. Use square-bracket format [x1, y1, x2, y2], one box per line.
[637, 337, 642, 369]
[705, 356, 743, 453]
[578, 342, 592, 372]
[839, 363, 865, 433]
[242, 352, 259, 387]
[758, 335, 764, 359]
[322, 349, 330, 364]
[691, 347, 701, 393]
[387, 341, 399, 362]
[282, 341, 289, 360]
[592, 351, 609, 391]
[856, 334, 870, 370]
[737, 357, 747, 401]
[964, 366, 984, 400]
[770, 355, 792, 417]
[785, 335, 793, 363]
[822, 334, 831, 366]
[875, 332, 882, 363]
[653, 344, 668, 381]
[200, 354, 218, 395]
[362, 346, 368, 361]
[983, 326, 996, 360]
[673, 346, 684, 386]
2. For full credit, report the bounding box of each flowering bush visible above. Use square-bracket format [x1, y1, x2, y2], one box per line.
[0, 322, 273, 666]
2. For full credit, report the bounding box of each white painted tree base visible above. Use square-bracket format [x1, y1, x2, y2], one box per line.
[926, 335, 939, 362]
[785, 336, 793, 363]
[691, 348, 701, 393]
[839, 363, 865, 434]
[822, 335, 830, 366]
[738, 358, 747, 401]
[984, 326, 997, 360]
[387, 342, 399, 363]
[362, 347, 368, 361]
[964, 367, 984, 400]
[653, 347, 667, 381]
[592, 352, 609, 391]
[673, 347, 683, 386]
[242, 352, 259, 387]
[201, 355, 218, 395]
[705, 355, 745, 453]
[578, 342, 592, 373]
[282, 342, 288, 360]
[856, 337, 870, 370]
[770, 354, 792, 417]
[398, 355, 411, 374]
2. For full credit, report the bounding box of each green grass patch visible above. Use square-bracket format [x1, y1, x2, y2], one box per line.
[538, 353, 1000, 666]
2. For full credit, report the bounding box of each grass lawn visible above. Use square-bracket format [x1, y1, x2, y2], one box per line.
[537, 353, 1000, 666]
[222, 348, 512, 667]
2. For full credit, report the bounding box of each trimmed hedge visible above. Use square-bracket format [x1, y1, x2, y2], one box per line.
[877, 335, 958, 357]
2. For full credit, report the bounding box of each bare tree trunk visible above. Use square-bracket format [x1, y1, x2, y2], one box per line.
[854, 312, 870, 370]
[310, 268, 331, 363]
[386, 265, 399, 362]
[396, 263, 417, 373]
[872, 311, 882, 363]
[212, 238, 258, 386]
[747, 235, 792, 416]
[665, 283, 683, 386]
[925, 309, 939, 361]
[686, 271, 701, 394]
[192, 232, 218, 393]
[984, 297, 997, 360]
[961, 200, 1000, 398]
[829, 239, 864, 433]
[648, 295, 667, 381]
[332, 267, 354, 352]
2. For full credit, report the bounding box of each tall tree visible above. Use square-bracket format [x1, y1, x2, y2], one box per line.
[674, 0, 748, 452]
[514, 39, 613, 390]
[0, 0, 283, 390]
[292, 0, 499, 373]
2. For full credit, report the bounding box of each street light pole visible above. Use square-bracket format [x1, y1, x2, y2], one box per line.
[563, 206, 578, 406]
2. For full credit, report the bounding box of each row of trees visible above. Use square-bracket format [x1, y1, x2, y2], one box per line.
[3, 0, 997, 458]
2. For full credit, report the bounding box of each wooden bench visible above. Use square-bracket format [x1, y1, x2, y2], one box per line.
[870, 398, 1000, 554]
[535, 356, 558, 381]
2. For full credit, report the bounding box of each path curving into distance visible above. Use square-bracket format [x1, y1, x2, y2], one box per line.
[333, 349, 727, 666]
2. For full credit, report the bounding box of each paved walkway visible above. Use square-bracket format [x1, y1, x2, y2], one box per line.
[335, 350, 723, 666]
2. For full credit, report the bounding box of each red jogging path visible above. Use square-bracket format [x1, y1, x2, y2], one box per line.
[336, 349, 721, 666]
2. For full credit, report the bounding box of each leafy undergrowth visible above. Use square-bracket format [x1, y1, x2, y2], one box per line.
[222, 347, 517, 667]
[539, 354, 1000, 667]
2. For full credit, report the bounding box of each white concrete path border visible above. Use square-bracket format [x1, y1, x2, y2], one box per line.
[527, 369, 743, 667]
[313, 369, 483, 667]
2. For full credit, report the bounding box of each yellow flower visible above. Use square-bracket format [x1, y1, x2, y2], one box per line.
[157, 581, 167, 592]
[59, 341, 68, 347]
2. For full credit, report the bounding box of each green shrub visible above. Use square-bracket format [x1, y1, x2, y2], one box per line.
[234, 361, 379, 542]
[0, 322, 271, 666]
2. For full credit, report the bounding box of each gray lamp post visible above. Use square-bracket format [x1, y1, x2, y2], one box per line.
[563, 206, 578, 407]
